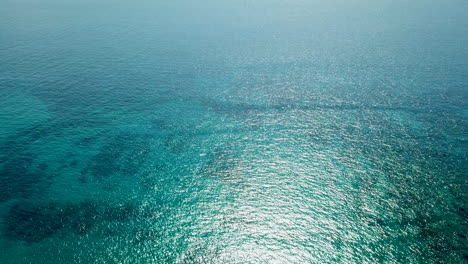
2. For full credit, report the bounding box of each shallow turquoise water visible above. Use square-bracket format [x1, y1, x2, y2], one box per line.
[0, 0, 467, 263]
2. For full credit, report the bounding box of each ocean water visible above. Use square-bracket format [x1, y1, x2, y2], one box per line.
[0, 0, 467, 263]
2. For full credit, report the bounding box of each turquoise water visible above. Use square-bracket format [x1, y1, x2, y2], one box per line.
[0, 0, 467, 263]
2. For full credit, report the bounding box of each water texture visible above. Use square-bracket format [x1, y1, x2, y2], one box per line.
[0, 0, 467, 263]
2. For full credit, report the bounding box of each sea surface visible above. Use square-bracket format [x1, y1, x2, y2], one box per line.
[0, 0, 467, 263]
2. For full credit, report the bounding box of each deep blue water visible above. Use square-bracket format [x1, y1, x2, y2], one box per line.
[0, 0, 467, 263]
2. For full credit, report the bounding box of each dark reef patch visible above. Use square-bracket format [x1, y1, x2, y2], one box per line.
[5, 201, 99, 243]
[459, 208, 468, 218]
[0, 142, 49, 202]
[0, 112, 112, 202]
[84, 137, 126, 180]
[81, 133, 152, 182]
[4, 201, 144, 243]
